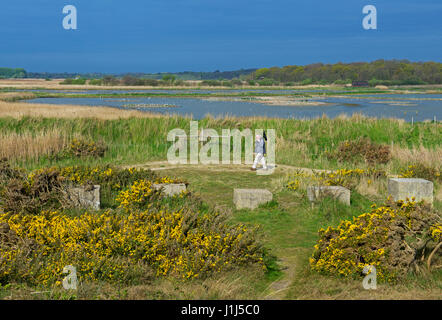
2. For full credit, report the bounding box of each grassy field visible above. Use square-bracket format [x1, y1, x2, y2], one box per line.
[0, 96, 441, 300]
[0, 113, 440, 172]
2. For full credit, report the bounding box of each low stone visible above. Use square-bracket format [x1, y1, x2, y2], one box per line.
[153, 183, 187, 196]
[387, 178, 433, 204]
[233, 188, 273, 210]
[67, 185, 100, 210]
[307, 186, 351, 205]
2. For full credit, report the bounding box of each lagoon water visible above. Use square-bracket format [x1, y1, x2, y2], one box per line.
[25, 92, 442, 122]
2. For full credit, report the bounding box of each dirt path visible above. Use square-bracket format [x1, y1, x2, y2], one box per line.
[123, 160, 331, 175]
[263, 251, 300, 300]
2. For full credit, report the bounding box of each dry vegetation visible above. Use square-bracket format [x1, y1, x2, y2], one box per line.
[0, 92, 36, 102]
[0, 129, 68, 161]
[0, 100, 163, 119]
[391, 145, 442, 168]
[0, 78, 343, 91]
[1, 79, 441, 94]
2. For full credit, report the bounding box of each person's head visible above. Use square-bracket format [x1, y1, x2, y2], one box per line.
[255, 134, 262, 141]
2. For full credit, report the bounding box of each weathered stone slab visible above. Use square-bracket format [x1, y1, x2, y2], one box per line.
[233, 188, 273, 210]
[388, 178, 433, 204]
[153, 183, 187, 196]
[67, 185, 100, 210]
[307, 186, 350, 205]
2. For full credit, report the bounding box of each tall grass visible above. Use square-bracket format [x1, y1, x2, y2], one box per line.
[0, 100, 163, 119]
[0, 92, 36, 102]
[0, 129, 68, 161]
[0, 114, 440, 171]
[391, 145, 442, 167]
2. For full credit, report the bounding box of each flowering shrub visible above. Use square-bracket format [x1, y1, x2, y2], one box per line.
[286, 179, 300, 191]
[116, 179, 157, 211]
[0, 163, 265, 288]
[0, 164, 185, 214]
[430, 224, 442, 242]
[58, 165, 160, 186]
[326, 138, 391, 165]
[154, 176, 185, 184]
[286, 168, 386, 191]
[116, 177, 191, 212]
[310, 199, 441, 282]
[58, 165, 182, 190]
[399, 164, 441, 182]
[68, 138, 107, 158]
[0, 207, 264, 286]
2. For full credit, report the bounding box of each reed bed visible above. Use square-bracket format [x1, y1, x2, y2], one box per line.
[0, 129, 68, 160]
[391, 145, 442, 168]
[0, 92, 36, 102]
[0, 100, 162, 119]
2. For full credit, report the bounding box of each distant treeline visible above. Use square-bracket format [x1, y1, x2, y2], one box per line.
[0, 68, 27, 79]
[26, 72, 105, 79]
[250, 60, 442, 85]
[5, 60, 442, 86]
[135, 69, 257, 80]
[61, 75, 247, 87]
[25, 69, 257, 81]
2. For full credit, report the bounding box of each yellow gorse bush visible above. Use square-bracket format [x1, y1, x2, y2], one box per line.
[0, 164, 263, 288]
[399, 164, 441, 182]
[55, 165, 181, 187]
[430, 224, 442, 242]
[116, 178, 187, 210]
[399, 165, 416, 178]
[116, 179, 155, 210]
[59, 166, 119, 185]
[322, 168, 385, 187]
[286, 168, 386, 190]
[0, 208, 264, 286]
[286, 179, 300, 191]
[68, 138, 107, 158]
[154, 176, 182, 184]
[27, 166, 119, 186]
[310, 199, 441, 283]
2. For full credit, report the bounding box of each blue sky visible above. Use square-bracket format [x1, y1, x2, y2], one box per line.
[0, 0, 441, 73]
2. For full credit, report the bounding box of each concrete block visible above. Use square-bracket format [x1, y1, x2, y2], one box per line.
[67, 185, 100, 210]
[153, 183, 187, 196]
[233, 188, 273, 210]
[388, 178, 433, 204]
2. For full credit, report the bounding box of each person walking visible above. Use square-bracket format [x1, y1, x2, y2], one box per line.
[251, 133, 267, 171]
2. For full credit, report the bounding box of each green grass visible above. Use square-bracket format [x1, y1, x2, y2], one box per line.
[161, 167, 377, 251]
[1, 116, 440, 173]
[0, 113, 440, 299]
